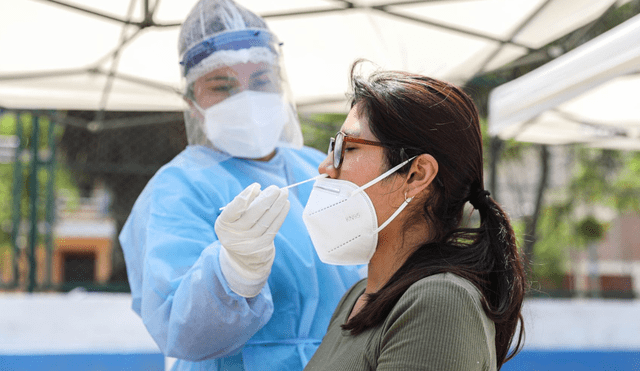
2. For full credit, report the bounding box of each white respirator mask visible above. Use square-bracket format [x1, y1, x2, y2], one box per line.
[195, 90, 288, 158]
[302, 156, 416, 265]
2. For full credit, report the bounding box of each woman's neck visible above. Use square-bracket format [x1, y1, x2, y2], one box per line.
[365, 221, 430, 294]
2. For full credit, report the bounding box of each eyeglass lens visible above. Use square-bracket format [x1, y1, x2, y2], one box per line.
[333, 132, 344, 168]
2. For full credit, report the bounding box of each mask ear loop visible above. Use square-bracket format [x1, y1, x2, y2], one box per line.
[373, 191, 413, 234]
[350, 155, 417, 197]
[351, 155, 417, 234]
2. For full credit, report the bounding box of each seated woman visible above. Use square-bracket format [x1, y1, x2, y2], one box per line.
[302, 61, 527, 371]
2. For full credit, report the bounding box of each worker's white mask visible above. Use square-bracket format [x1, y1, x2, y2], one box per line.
[302, 157, 415, 265]
[195, 91, 287, 158]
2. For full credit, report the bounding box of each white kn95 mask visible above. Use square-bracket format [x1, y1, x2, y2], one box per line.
[196, 91, 288, 158]
[302, 156, 416, 265]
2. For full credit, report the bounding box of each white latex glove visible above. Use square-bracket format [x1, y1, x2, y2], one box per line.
[215, 183, 290, 297]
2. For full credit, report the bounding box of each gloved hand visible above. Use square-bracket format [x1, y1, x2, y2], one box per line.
[215, 183, 290, 298]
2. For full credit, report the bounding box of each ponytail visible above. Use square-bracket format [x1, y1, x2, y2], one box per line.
[474, 193, 526, 366]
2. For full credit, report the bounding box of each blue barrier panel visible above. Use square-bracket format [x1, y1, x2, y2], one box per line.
[0, 353, 164, 371]
[0, 293, 164, 371]
[503, 350, 640, 371]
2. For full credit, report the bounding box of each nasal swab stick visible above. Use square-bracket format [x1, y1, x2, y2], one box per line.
[219, 173, 328, 211]
[280, 173, 328, 190]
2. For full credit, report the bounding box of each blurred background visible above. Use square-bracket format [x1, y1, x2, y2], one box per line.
[1, 0, 640, 370]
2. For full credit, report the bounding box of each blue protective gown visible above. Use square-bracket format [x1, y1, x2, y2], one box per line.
[120, 145, 362, 371]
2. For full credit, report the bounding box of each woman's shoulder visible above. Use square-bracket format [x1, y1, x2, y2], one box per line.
[409, 273, 482, 303]
[389, 273, 488, 325]
[380, 273, 496, 369]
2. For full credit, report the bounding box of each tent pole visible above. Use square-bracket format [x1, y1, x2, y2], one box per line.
[27, 115, 40, 293]
[44, 116, 57, 290]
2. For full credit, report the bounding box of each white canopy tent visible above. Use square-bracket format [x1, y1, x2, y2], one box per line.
[488, 12, 640, 150]
[0, 0, 622, 127]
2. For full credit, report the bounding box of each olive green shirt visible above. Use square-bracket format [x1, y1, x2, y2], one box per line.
[304, 273, 496, 371]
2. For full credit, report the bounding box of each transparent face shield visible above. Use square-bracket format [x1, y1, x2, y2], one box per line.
[180, 29, 303, 152]
[190, 62, 282, 110]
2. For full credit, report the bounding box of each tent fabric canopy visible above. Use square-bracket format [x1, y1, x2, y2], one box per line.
[488, 12, 640, 150]
[0, 0, 620, 118]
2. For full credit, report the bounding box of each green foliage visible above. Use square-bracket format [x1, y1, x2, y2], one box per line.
[517, 146, 637, 289]
[569, 148, 619, 203]
[0, 114, 15, 135]
[0, 164, 13, 246]
[611, 152, 640, 211]
[568, 147, 640, 214]
[575, 215, 607, 243]
[299, 113, 346, 153]
[0, 112, 80, 250]
[501, 139, 532, 162]
[525, 203, 574, 290]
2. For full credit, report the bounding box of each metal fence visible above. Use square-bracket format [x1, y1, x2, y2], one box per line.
[5, 108, 635, 299]
[0, 109, 342, 293]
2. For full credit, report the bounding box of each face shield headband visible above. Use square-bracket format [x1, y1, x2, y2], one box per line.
[180, 29, 280, 78]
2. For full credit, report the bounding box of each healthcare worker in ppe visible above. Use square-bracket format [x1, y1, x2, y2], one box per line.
[119, 1, 362, 370]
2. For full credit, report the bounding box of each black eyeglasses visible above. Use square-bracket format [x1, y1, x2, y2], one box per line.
[328, 131, 386, 169]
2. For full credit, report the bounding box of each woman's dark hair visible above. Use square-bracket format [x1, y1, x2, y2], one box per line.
[342, 60, 526, 368]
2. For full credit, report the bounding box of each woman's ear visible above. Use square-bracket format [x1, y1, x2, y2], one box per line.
[405, 154, 438, 199]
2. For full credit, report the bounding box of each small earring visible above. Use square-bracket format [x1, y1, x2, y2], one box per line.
[404, 192, 413, 203]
